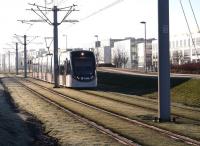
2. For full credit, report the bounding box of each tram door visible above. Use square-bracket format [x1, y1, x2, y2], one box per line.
[63, 60, 67, 86]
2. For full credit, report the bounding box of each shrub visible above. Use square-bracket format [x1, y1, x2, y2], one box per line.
[171, 63, 200, 74]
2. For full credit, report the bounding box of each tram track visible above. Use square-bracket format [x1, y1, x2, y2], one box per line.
[81, 89, 200, 122]
[6, 76, 136, 146]
[11, 76, 200, 146]
[27, 77, 200, 124]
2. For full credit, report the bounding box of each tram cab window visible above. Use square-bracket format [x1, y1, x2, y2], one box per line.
[73, 58, 94, 75]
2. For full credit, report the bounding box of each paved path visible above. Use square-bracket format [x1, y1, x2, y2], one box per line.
[98, 67, 200, 79]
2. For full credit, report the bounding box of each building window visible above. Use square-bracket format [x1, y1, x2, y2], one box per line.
[173, 41, 175, 48]
[180, 40, 183, 47]
[184, 49, 190, 57]
[192, 49, 200, 55]
[184, 40, 186, 47]
[176, 40, 179, 47]
[196, 37, 200, 46]
[188, 39, 190, 47]
[192, 38, 196, 45]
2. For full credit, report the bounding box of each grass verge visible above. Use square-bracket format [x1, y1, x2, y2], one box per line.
[97, 71, 200, 107]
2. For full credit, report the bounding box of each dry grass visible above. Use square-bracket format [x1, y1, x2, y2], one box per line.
[171, 79, 200, 107]
[97, 71, 200, 108]
[83, 90, 200, 140]
[84, 89, 200, 120]
[28, 77, 200, 142]
[2, 77, 124, 146]
[21, 78, 191, 146]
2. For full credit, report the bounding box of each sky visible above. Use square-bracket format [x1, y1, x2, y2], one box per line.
[0, 0, 200, 52]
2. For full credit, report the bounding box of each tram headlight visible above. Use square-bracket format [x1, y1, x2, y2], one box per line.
[81, 52, 84, 56]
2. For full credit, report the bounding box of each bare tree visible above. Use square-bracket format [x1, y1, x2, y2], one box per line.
[121, 51, 129, 68]
[172, 50, 184, 65]
[113, 48, 128, 68]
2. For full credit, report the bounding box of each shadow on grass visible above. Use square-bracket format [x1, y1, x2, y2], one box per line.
[0, 78, 59, 146]
[95, 71, 190, 96]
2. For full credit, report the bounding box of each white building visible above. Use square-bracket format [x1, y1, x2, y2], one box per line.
[97, 46, 111, 64]
[152, 40, 158, 70]
[137, 42, 152, 69]
[111, 38, 153, 69]
[112, 39, 132, 68]
[93, 39, 124, 65]
[152, 32, 200, 68]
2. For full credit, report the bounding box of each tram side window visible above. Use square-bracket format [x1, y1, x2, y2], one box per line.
[47, 63, 50, 73]
[37, 64, 39, 72]
[66, 60, 71, 74]
[59, 65, 64, 75]
[43, 64, 46, 73]
[34, 64, 37, 72]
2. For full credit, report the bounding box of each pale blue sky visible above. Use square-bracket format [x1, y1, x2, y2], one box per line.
[0, 0, 200, 51]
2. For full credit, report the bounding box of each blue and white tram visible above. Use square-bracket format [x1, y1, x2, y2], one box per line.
[59, 50, 97, 87]
[32, 54, 53, 82]
[32, 50, 97, 88]
[32, 57, 39, 78]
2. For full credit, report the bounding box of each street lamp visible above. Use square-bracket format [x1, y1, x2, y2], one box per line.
[140, 21, 147, 72]
[94, 35, 98, 41]
[94, 35, 99, 65]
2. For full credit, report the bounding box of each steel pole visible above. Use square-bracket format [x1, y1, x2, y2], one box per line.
[3, 54, 5, 72]
[140, 21, 147, 72]
[16, 43, 19, 75]
[8, 51, 10, 72]
[8, 51, 10, 73]
[158, 0, 171, 121]
[144, 23, 147, 72]
[53, 6, 59, 87]
[24, 35, 27, 78]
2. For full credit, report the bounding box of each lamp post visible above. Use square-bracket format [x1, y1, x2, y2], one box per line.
[94, 35, 99, 65]
[8, 51, 10, 73]
[16, 43, 19, 75]
[140, 21, 147, 72]
[94, 35, 98, 41]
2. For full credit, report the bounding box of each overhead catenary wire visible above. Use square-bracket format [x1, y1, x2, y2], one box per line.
[14, 35, 23, 45]
[60, 6, 75, 24]
[65, 0, 124, 30]
[32, 6, 52, 24]
[22, 2, 53, 34]
[25, 23, 34, 33]
[24, 0, 70, 34]
[188, 0, 200, 33]
[27, 3, 78, 87]
[80, 0, 124, 21]
[179, 0, 199, 60]
[45, 0, 53, 10]
[57, 0, 67, 7]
